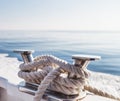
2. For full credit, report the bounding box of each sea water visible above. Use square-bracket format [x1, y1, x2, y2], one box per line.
[0, 30, 120, 76]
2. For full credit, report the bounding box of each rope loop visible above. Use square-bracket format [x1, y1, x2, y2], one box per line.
[18, 55, 88, 101]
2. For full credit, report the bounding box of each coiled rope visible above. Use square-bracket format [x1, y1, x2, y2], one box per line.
[18, 55, 120, 101]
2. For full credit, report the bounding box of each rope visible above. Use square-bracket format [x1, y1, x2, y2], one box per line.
[34, 68, 62, 101]
[18, 55, 120, 101]
[84, 85, 120, 101]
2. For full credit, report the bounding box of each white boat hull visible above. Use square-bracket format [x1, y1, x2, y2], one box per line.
[0, 77, 33, 101]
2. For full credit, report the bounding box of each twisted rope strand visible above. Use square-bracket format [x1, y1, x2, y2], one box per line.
[84, 85, 120, 101]
[34, 68, 61, 101]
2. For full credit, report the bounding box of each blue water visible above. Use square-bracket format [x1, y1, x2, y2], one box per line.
[0, 30, 120, 76]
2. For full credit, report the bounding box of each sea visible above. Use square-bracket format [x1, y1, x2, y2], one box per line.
[0, 30, 120, 76]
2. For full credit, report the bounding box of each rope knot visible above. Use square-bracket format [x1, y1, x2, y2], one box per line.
[18, 55, 89, 101]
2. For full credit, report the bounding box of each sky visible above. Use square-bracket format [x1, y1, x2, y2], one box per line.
[0, 0, 120, 31]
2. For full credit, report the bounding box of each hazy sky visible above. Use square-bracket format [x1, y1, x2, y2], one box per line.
[0, 0, 120, 31]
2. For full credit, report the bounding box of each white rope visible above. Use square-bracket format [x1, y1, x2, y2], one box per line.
[34, 68, 61, 101]
[18, 55, 120, 101]
[84, 85, 120, 101]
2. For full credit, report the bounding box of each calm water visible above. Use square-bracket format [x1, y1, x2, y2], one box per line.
[0, 30, 120, 76]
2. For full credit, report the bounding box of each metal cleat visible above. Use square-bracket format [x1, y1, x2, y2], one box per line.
[13, 49, 34, 63]
[14, 50, 101, 101]
[72, 54, 101, 69]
